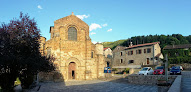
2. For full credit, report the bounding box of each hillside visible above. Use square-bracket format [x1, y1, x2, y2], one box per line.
[102, 34, 191, 50]
[102, 39, 126, 50]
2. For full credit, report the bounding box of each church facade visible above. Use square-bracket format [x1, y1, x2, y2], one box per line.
[39, 13, 106, 81]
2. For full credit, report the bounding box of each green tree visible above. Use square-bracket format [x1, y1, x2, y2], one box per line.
[0, 12, 55, 91]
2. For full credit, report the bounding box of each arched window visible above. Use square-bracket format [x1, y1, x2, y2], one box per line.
[68, 27, 77, 41]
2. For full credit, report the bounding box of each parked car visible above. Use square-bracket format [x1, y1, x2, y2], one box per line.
[170, 66, 181, 75]
[153, 66, 165, 75]
[176, 65, 183, 71]
[139, 67, 154, 75]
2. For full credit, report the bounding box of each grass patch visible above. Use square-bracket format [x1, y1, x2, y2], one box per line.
[14, 77, 21, 86]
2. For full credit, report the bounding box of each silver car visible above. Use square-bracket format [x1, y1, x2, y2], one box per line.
[139, 67, 154, 75]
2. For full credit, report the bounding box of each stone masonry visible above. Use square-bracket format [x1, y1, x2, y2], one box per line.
[39, 12, 106, 81]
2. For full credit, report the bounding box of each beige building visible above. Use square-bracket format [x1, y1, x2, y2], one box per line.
[103, 47, 113, 58]
[39, 12, 106, 81]
[103, 47, 113, 67]
[112, 42, 163, 69]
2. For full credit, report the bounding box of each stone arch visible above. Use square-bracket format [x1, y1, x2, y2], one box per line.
[65, 57, 81, 80]
[68, 27, 77, 41]
[66, 24, 79, 41]
[106, 61, 110, 67]
[68, 62, 76, 79]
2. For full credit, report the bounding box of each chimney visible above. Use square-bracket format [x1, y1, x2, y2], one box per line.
[129, 42, 133, 47]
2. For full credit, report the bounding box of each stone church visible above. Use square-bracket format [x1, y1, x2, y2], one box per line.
[39, 12, 106, 81]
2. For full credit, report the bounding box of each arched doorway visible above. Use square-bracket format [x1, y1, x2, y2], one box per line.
[106, 62, 110, 67]
[68, 62, 76, 79]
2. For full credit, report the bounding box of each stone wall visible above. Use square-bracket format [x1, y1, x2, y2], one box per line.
[38, 71, 64, 82]
[39, 13, 106, 81]
[127, 75, 177, 85]
[112, 43, 163, 69]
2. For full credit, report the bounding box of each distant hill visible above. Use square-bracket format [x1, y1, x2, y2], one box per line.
[102, 34, 191, 50]
[102, 40, 126, 50]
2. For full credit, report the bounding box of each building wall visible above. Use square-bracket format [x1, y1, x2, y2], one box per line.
[112, 43, 162, 69]
[40, 13, 105, 81]
[104, 48, 113, 58]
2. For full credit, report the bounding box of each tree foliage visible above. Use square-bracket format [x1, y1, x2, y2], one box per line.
[0, 12, 55, 91]
[103, 34, 191, 50]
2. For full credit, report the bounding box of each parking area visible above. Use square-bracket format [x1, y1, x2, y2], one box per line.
[181, 71, 191, 92]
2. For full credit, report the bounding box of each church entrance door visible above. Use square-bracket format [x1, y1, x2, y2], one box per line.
[68, 62, 76, 79]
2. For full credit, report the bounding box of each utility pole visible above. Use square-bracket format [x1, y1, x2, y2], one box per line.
[165, 54, 168, 81]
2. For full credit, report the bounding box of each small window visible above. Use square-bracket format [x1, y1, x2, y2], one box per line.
[156, 57, 158, 60]
[136, 49, 142, 54]
[120, 59, 123, 63]
[131, 51, 133, 55]
[128, 51, 133, 55]
[147, 48, 151, 53]
[144, 49, 146, 53]
[129, 60, 134, 63]
[120, 52, 123, 56]
[91, 52, 94, 58]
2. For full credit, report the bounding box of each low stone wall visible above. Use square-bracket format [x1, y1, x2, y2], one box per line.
[38, 71, 64, 82]
[168, 75, 181, 92]
[127, 75, 177, 85]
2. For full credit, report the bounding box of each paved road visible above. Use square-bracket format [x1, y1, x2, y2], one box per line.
[28, 80, 158, 92]
[181, 71, 191, 92]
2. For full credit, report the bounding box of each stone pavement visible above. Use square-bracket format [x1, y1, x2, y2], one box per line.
[181, 71, 191, 92]
[28, 80, 158, 92]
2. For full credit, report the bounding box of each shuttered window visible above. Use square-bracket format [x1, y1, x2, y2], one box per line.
[68, 27, 77, 41]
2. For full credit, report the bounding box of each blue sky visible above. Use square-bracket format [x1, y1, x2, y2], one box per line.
[1, 0, 191, 43]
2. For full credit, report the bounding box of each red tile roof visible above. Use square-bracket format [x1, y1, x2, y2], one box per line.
[125, 42, 160, 50]
[104, 47, 110, 51]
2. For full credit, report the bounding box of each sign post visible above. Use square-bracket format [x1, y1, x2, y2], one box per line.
[165, 54, 168, 81]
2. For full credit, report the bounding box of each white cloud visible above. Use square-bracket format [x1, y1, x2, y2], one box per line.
[107, 28, 112, 32]
[89, 23, 102, 31]
[90, 32, 96, 35]
[102, 23, 108, 27]
[76, 14, 90, 20]
[92, 41, 97, 44]
[37, 5, 43, 9]
[92, 41, 102, 44]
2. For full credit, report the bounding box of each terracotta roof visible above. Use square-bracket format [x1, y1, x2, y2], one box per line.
[104, 47, 110, 51]
[163, 44, 191, 49]
[125, 42, 160, 50]
[155, 53, 162, 57]
[113, 46, 127, 52]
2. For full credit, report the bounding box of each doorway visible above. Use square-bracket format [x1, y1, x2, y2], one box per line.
[68, 62, 76, 79]
[147, 58, 149, 64]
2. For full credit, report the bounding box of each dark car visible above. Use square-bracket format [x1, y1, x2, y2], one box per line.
[170, 66, 181, 75]
[153, 66, 165, 75]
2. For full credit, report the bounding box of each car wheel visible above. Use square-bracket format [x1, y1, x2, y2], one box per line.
[147, 73, 148, 75]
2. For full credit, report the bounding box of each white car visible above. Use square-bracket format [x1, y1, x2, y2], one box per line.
[139, 67, 154, 75]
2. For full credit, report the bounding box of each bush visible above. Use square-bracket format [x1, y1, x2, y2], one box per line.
[19, 74, 34, 89]
[112, 68, 118, 71]
[124, 68, 130, 73]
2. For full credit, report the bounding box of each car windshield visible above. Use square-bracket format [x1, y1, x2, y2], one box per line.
[172, 67, 180, 70]
[141, 68, 148, 71]
[156, 66, 164, 69]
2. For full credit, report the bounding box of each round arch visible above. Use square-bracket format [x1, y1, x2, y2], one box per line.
[65, 57, 81, 80]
